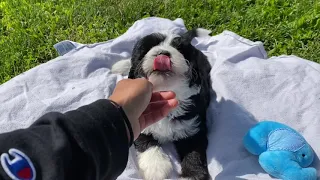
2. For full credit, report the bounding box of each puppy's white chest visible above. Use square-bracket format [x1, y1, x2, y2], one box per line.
[142, 110, 200, 143]
[144, 75, 201, 143]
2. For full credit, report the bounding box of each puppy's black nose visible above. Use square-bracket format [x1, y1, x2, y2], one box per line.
[159, 51, 171, 57]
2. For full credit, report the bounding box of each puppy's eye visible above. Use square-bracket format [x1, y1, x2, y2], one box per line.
[302, 154, 306, 157]
[171, 37, 181, 47]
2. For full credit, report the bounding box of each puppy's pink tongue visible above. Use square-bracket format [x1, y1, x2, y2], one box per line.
[153, 55, 171, 71]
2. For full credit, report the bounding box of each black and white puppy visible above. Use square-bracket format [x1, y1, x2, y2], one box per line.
[111, 29, 212, 180]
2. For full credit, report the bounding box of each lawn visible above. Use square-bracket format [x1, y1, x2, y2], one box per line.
[0, 0, 319, 84]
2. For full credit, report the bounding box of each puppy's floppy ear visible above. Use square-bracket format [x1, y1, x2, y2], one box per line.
[181, 28, 212, 44]
[195, 51, 212, 107]
[128, 39, 143, 79]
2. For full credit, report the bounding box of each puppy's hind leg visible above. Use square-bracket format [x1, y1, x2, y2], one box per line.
[135, 134, 173, 180]
[175, 131, 210, 180]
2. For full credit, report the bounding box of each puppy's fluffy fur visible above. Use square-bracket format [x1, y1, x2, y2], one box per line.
[112, 29, 212, 180]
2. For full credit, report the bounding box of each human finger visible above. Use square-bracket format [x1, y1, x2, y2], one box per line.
[143, 99, 178, 115]
[150, 91, 176, 102]
[139, 99, 178, 129]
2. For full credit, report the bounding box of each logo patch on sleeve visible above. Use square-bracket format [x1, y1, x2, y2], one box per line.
[1, 148, 36, 180]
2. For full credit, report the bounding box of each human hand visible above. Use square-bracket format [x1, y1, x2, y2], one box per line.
[109, 78, 178, 140]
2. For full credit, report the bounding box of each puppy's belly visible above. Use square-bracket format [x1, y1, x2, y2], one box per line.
[142, 116, 200, 143]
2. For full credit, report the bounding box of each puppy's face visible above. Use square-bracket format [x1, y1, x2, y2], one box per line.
[129, 29, 211, 98]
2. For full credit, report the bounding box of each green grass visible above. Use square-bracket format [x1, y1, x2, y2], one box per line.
[1, 0, 319, 84]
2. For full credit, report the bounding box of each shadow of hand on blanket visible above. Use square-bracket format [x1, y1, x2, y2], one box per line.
[206, 95, 266, 180]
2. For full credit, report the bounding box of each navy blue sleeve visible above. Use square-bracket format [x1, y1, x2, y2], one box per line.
[0, 99, 131, 180]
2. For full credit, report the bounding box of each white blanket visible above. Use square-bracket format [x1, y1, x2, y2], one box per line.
[0, 17, 319, 180]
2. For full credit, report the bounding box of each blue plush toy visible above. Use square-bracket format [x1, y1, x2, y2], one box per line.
[243, 121, 317, 180]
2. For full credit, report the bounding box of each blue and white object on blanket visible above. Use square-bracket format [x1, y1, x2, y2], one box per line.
[243, 121, 316, 180]
[0, 17, 320, 179]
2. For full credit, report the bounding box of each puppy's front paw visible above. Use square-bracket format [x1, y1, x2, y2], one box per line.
[137, 146, 173, 180]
